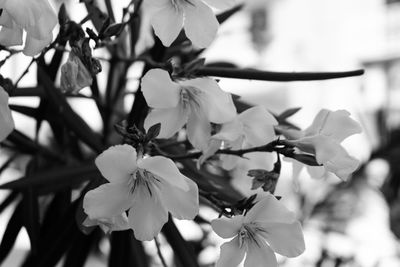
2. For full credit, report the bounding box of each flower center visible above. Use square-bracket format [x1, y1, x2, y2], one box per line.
[180, 86, 202, 111]
[128, 169, 160, 196]
[238, 223, 266, 249]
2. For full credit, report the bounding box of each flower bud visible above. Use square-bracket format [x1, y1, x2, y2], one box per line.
[60, 51, 93, 94]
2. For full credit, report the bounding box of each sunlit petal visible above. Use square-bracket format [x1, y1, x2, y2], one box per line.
[182, 77, 236, 123]
[258, 221, 305, 257]
[186, 109, 211, 150]
[157, 176, 199, 219]
[212, 119, 243, 142]
[244, 241, 277, 267]
[144, 106, 187, 138]
[239, 106, 277, 146]
[138, 156, 189, 191]
[183, 0, 219, 48]
[324, 153, 360, 181]
[216, 236, 246, 267]
[0, 26, 23, 47]
[149, 3, 184, 46]
[306, 165, 325, 179]
[95, 145, 137, 183]
[23, 33, 53, 56]
[245, 193, 296, 224]
[211, 215, 243, 238]
[129, 186, 168, 241]
[203, 0, 238, 10]
[83, 183, 132, 219]
[142, 69, 181, 108]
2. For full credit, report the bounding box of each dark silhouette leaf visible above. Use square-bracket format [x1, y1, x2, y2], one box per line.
[0, 202, 23, 265]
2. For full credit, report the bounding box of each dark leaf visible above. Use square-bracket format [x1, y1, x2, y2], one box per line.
[58, 3, 69, 26]
[38, 67, 104, 153]
[0, 191, 18, 214]
[162, 217, 199, 267]
[63, 229, 101, 267]
[278, 107, 302, 120]
[145, 123, 161, 142]
[216, 4, 243, 24]
[108, 231, 149, 267]
[0, 202, 23, 265]
[0, 162, 98, 191]
[102, 23, 125, 38]
[9, 105, 38, 119]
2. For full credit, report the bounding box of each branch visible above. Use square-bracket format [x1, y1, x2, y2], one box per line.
[196, 67, 364, 81]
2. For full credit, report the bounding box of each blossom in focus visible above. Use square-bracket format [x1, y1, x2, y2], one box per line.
[60, 51, 93, 94]
[142, 68, 236, 150]
[144, 0, 236, 48]
[282, 109, 362, 180]
[83, 144, 199, 241]
[200, 106, 277, 169]
[211, 193, 305, 267]
[0, 0, 57, 56]
[0, 85, 14, 141]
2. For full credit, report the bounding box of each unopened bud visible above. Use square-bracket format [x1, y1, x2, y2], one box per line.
[60, 51, 93, 94]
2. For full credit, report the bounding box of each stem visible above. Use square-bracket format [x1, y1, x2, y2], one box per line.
[196, 67, 364, 81]
[155, 237, 168, 267]
[14, 58, 35, 88]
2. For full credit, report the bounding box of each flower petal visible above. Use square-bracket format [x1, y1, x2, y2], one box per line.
[141, 69, 181, 108]
[95, 145, 137, 183]
[138, 156, 189, 191]
[239, 106, 278, 146]
[183, 78, 236, 123]
[258, 221, 305, 257]
[186, 109, 211, 150]
[83, 183, 132, 219]
[144, 106, 187, 138]
[306, 165, 325, 179]
[203, 0, 238, 10]
[211, 215, 243, 239]
[157, 176, 199, 220]
[305, 109, 362, 142]
[216, 236, 246, 267]
[5, 0, 56, 40]
[129, 186, 168, 241]
[212, 119, 243, 143]
[244, 241, 277, 267]
[149, 2, 184, 46]
[0, 86, 15, 141]
[324, 153, 360, 181]
[83, 213, 130, 233]
[183, 0, 219, 48]
[0, 26, 23, 47]
[23, 33, 53, 56]
[0, 10, 14, 28]
[245, 193, 296, 224]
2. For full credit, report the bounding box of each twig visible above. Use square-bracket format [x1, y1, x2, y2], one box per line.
[196, 67, 364, 81]
[14, 58, 35, 88]
[154, 237, 168, 267]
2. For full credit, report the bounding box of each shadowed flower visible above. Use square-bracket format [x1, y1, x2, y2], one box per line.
[83, 213, 129, 234]
[0, 0, 57, 56]
[144, 0, 236, 48]
[60, 51, 93, 94]
[142, 68, 236, 150]
[83, 144, 199, 241]
[0, 85, 14, 141]
[282, 109, 362, 180]
[211, 193, 305, 267]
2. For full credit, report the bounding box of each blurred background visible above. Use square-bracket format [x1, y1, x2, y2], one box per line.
[2, 0, 400, 266]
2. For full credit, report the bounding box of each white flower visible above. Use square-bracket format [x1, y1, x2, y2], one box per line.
[283, 109, 362, 180]
[211, 193, 305, 267]
[210, 106, 278, 170]
[83, 144, 199, 241]
[0, 85, 14, 141]
[144, 0, 236, 48]
[60, 51, 93, 94]
[0, 0, 57, 56]
[142, 68, 236, 150]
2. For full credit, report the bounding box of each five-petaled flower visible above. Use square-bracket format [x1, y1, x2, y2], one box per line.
[0, 0, 57, 56]
[0, 85, 14, 141]
[282, 109, 362, 181]
[142, 68, 236, 151]
[211, 193, 305, 267]
[83, 144, 199, 241]
[144, 0, 236, 48]
[200, 106, 278, 169]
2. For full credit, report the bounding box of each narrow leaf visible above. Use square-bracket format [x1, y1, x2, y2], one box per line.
[0, 202, 23, 265]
